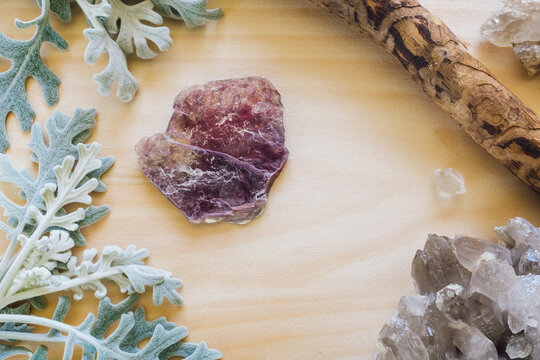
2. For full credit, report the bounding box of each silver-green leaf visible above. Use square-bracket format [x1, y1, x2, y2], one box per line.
[105, 0, 172, 59]
[151, 0, 223, 27]
[0, 0, 67, 152]
[0, 296, 221, 359]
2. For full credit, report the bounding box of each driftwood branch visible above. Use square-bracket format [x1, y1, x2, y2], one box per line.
[310, 0, 540, 193]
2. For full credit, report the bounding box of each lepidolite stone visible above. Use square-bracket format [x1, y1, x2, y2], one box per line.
[135, 77, 288, 224]
[377, 218, 540, 360]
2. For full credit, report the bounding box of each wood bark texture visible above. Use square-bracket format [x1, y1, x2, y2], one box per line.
[310, 0, 540, 193]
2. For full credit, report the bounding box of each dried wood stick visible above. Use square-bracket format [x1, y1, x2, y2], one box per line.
[310, 0, 540, 193]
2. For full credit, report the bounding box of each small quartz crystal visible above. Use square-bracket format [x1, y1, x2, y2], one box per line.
[434, 168, 466, 196]
[481, 0, 540, 76]
[377, 217, 540, 359]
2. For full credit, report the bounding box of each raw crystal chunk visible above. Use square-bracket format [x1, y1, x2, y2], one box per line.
[135, 77, 289, 224]
[481, 0, 540, 76]
[434, 168, 466, 196]
[435, 284, 466, 323]
[513, 41, 540, 76]
[377, 218, 540, 359]
[470, 253, 517, 303]
[505, 275, 540, 333]
[518, 248, 540, 274]
[411, 234, 470, 295]
[496, 217, 540, 265]
[377, 295, 454, 360]
[506, 334, 533, 359]
[481, 0, 540, 47]
[453, 325, 498, 360]
[377, 320, 429, 360]
[452, 235, 512, 271]
[436, 284, 506, 345]
[495, 217, 540, 249]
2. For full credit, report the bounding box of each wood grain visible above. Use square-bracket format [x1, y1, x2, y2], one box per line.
[0, 0, 540, 359]
[309, 0, 540, 193]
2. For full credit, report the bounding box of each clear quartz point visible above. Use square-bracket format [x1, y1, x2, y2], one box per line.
[434, 168, 466, 196]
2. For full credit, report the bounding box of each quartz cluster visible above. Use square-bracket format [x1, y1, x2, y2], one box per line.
[481, 0, 540, 76]
[135, 77, 289, 224]
[377, 217, 540, 359]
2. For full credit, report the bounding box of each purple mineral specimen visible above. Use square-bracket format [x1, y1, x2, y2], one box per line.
[135, 77, 289, 224]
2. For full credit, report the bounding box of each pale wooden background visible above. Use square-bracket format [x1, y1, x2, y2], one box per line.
[1, 0, 540, 359]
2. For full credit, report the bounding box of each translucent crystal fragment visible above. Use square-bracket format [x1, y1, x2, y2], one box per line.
[496, 217, 540, 265]
[495, 217, 540, 249]
[435, 284, 466, 323]
[453, 325, 498, 360]
[452, 235, 512, 271]
[506, 334, 533, 359]
[518, 248, 540, 274]
[481, 0, 540, 75]
[377, 295, 454, 360]
[434, 168, 466, 196]
[398, 295, 429, 317]
[377, 218, 540, 359]
[481, 0, 540, 46]
[505, 275, 540, 333]
[377, 323, 429, 360]
[411, 234, 470, 295]
[470, 253, 517, 303]
[436, 284, 506, 345]
[513, 41, 540, 76]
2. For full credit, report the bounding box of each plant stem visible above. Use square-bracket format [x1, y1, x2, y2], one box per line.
[0, 147, 99, 300]
[0, 205, 36, 283]
[0, 268, 122, 309]
[0, 314, 132, 360]
[0, 331, 67, 343]
[0, 219, 49, 299]
[0, 238, 18, 279]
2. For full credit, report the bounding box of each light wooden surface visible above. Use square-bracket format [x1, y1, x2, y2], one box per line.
[1, 0, 540, 359]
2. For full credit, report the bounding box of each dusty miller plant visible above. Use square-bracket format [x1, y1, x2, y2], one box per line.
[0, 0, 223, 151]
[0, 108, 221, 359]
